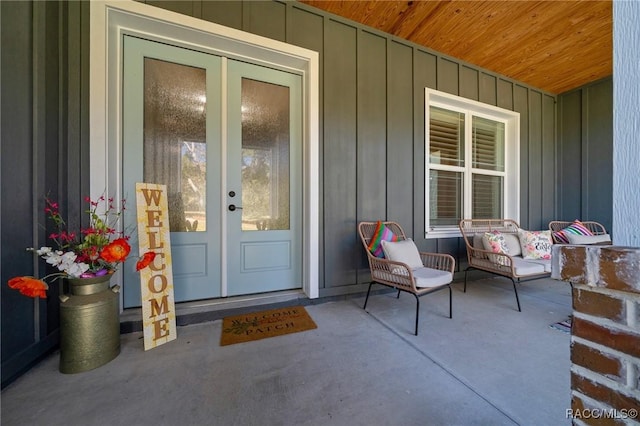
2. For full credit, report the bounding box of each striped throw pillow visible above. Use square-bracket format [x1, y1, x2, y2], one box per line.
[367, 221, 399, 258]
[554, 220, 593, 244]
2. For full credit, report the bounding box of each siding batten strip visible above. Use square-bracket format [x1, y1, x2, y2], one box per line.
[32, 0, 46, 342]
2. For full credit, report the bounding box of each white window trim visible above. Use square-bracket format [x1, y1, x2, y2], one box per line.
[424, 88, 520, 239]
[90, 1, 320, 301]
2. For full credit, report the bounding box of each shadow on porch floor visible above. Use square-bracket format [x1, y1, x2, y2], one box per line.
[1, 277, 572, 426]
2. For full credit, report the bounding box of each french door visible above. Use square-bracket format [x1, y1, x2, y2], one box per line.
[122, 36, 302, 307]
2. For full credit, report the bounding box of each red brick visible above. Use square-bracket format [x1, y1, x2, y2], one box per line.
[572, 317, 640, 359]
[599, 247, 640, 295]
[556, 245, 589, 284]
[572, 372, 640, 412]
[573, 288, 625, 322]
[571, 341, 625, 383]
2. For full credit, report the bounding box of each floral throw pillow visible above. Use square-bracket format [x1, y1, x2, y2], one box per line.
[367, 221, 398, 258]
[518, 230, 553, 259]
[481, 231, 510, 266]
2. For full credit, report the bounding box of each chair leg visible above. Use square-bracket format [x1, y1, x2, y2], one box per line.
[396, 289, 401, 299]
[363, 282, 374, 310]
[448, 285, 452, 318]
[511, 278, 521, 312]
[464, 268, 469, 293]
[413, 294, 420, 336]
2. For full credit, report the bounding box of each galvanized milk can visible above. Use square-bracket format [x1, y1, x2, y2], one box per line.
[59, 275, 121, 373]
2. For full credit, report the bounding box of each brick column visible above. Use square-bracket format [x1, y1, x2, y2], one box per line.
[552, 245, 640, 424]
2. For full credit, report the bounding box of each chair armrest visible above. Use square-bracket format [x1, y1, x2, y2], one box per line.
[466, 245, 512, 263]
[368, 256, 412, 274]
[466, 247, 517, 274]
[466, 245, 489, 261]
[367, 256, 419, 291]
[467, 247, 513, 266]
[419, 252, 455, 274]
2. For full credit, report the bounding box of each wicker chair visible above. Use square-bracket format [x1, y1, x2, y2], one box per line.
[459, 219, 552, 312]
[358, 221, 455, 335]
[548, 220, 608, 244]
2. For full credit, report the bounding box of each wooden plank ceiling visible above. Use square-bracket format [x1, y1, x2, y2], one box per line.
[298, 0, 612, 94]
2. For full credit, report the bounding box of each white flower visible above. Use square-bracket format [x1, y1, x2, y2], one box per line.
[37, 249, 89, 277]
[65, 262, 90, 278]
[59, 251, 78, 268]
[43, 250, 64, 268]
[36, 247, 52, 256]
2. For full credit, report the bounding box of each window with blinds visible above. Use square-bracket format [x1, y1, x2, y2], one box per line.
[425, 88, 518, 237]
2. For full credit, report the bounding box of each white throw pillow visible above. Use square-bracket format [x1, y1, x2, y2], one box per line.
[566, 233, 612, 245]
[380, 238, 423, 269]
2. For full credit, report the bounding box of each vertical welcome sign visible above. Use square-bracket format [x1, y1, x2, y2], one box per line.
[135, 183, 177, 350]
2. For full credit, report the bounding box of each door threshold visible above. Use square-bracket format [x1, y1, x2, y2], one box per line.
[120, 289, 308, 333]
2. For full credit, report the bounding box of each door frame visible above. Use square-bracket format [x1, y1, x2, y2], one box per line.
[89, 1, 319, 308]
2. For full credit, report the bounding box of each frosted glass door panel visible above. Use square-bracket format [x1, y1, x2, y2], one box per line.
[144, 58, 207, 232]
[226, 60, 302, 296]
[241, 78, 290, 231]
[122, 36, 222, 307]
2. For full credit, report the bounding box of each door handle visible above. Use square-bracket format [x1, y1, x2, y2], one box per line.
[228, 204, 243, 211]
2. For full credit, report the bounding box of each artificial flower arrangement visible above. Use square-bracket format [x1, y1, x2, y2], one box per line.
[8, 195, 155, 299]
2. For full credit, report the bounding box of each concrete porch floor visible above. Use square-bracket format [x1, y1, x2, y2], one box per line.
[1, 277, 572, 426]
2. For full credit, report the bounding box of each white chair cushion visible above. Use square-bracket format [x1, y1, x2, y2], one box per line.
[523, 258, 552, 273]
[473, 234, 485, 249]
[566, 233, 612, 245]
[412, 267, 453, 288]
[512, 257, 547, 275]
[381, 238, 423, 269]
[502, 233, 522, 256]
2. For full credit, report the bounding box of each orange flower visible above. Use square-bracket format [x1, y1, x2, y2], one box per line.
[8, 276, 48, 299]
[100, 238, 131, 263]
[136, 251, 156, 271]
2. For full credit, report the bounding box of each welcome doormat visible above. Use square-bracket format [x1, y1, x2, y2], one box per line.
[549, 316, 572, 333]
[220, 306, 317, 346]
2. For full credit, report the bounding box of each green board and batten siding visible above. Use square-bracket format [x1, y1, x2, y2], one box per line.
[4, 0, 612, 387]
[323, 19, 358, 289]
[357, 31, 388, 282]
[557, 78, 613, 232]
[124, 0, 561, 292]
[1, 0, 92, 386]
